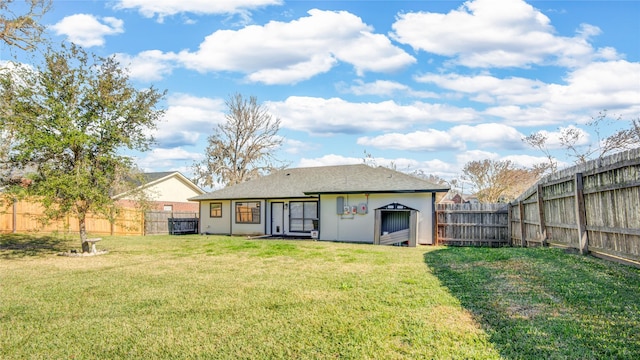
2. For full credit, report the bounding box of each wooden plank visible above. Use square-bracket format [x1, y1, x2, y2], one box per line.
[537, 184, 548, 246]
[586, 225, 640, 237]
[379, 229, 410, 245]
[519, 201, 526, 247]
[583, 180, 640, 194]
[575, 173, 589, 255]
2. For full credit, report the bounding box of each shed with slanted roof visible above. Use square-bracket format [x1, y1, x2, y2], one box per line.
[189, 164, 449, 246]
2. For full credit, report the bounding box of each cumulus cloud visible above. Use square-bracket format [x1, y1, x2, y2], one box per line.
[357, 130, 465, 152]
[356, 123, 524, 152]
[136, 147, 204, 172]
[153, 94, 226, 147]
[390, 0, 615, 68]
[176, 9, 415, 84]
[416, 60, 640, 126]
[341, 79, 438, 98]
[51, 14, 124, 47]
[115, 50, 178, 82]
[268, 96, 479, 135]
[114, 0, 282, 22]
[449, 123, 525, 149]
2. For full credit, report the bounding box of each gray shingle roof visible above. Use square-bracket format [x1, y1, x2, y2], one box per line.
[189, 164, 449, 201]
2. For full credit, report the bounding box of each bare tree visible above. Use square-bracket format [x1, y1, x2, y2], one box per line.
[524, 111, 640, 168]
[462, 159, 547, 203]
[522, 132, 558, 174]
[0, 0, 51, 51]
[193, 93, 286, 188]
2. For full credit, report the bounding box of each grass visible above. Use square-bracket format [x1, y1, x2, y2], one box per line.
[1, 234, 639, 359]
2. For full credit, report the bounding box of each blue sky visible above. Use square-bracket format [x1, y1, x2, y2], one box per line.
[4, 0, 640, 185]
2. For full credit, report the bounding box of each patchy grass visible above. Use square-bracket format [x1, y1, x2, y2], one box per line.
[1, 235, 638, 359]
[1, 234, 498, 359]
[424, 247, 640, 359]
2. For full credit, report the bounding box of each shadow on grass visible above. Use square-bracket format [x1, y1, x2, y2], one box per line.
[0, 233, 71, 259]
[424, 246, 640, 359]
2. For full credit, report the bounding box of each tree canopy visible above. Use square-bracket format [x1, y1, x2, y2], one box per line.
[462, 159, 547, 203]
[0, 43, 166, 250]
[193, 93, 286, 188]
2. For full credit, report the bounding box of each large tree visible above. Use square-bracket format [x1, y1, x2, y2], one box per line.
[1, 0, 51, 51]
[193, 93, 286, 188]
[0, 43, 165, 251]
[462, 159, 547, 203]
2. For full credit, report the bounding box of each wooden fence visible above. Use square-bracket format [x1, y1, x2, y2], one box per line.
[0, 199, 145, 236]
[510, 148, 640, 266]
[436, 203, 509, 247]
[435, 148, 640, 266]
[145, 210, 199, 235]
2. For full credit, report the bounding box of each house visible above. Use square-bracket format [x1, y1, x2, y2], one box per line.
[114, 171, 205, 212]
[189, 165, 449, 246]
[439, 192, 480, 205]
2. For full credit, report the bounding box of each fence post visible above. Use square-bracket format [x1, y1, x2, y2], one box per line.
[537, 184, 547, 246]
[574, 173, 589, 254]
[519, 200, 526, 247]
[507, 203, 512, 246]
[12, 198, 17, 233]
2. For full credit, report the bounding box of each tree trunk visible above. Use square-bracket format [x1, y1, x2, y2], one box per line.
[79, 216, 89, 253]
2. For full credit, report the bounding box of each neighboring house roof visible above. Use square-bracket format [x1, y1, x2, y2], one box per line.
[190, 164, 450, 201]
[113, 171, 205, 199]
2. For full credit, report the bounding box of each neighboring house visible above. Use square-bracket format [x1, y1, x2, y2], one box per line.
[189, 165, 449, 246]
[439, 192, 479, 204]
[114, 171, 205, 212]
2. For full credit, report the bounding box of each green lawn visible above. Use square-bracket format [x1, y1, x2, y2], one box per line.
[1, 234, 639, 359]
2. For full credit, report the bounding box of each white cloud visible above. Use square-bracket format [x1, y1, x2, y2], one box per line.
[357, 130, 465, 152]
[114, 0, 282, 22]
[297, 154, 361, 168]
[268, 96, 479, 135]
[356, 123, 524, 152]
[136, 147, 204, 172]
[415, 72, 547, 105]
[154, 94, 226, 147]
[416, 60, 640, 126]
[390, 0, 615, 68]
[449, 123, 525, 149]
[115, 50, 178, 82]
[51, 14, 124, 47]
[176, 9, 415, 84]
[341, 79, 438, 98]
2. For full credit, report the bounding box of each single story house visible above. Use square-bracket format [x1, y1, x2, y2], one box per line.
[189, 165, 449, 246]
[114, 171, 205, 213]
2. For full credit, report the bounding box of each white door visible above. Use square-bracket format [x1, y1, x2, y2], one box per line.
[271, 203, 284, 235]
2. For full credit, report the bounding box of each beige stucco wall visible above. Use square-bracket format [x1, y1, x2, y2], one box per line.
[318, 193, 434, 245]
[199, 200, 231, 234]
[199, 199, 264, 236]
[145, 176, 202, 202]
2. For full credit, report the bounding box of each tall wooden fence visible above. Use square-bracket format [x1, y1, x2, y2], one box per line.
[435, 148, 640, 266]
[0, 199, 144, 236]
[436, 203, 509, 247]
[510, 148, 640, 266]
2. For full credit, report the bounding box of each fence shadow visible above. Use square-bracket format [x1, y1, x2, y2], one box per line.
[423, 246, 640, 359]
[0, 233, 70, 259]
